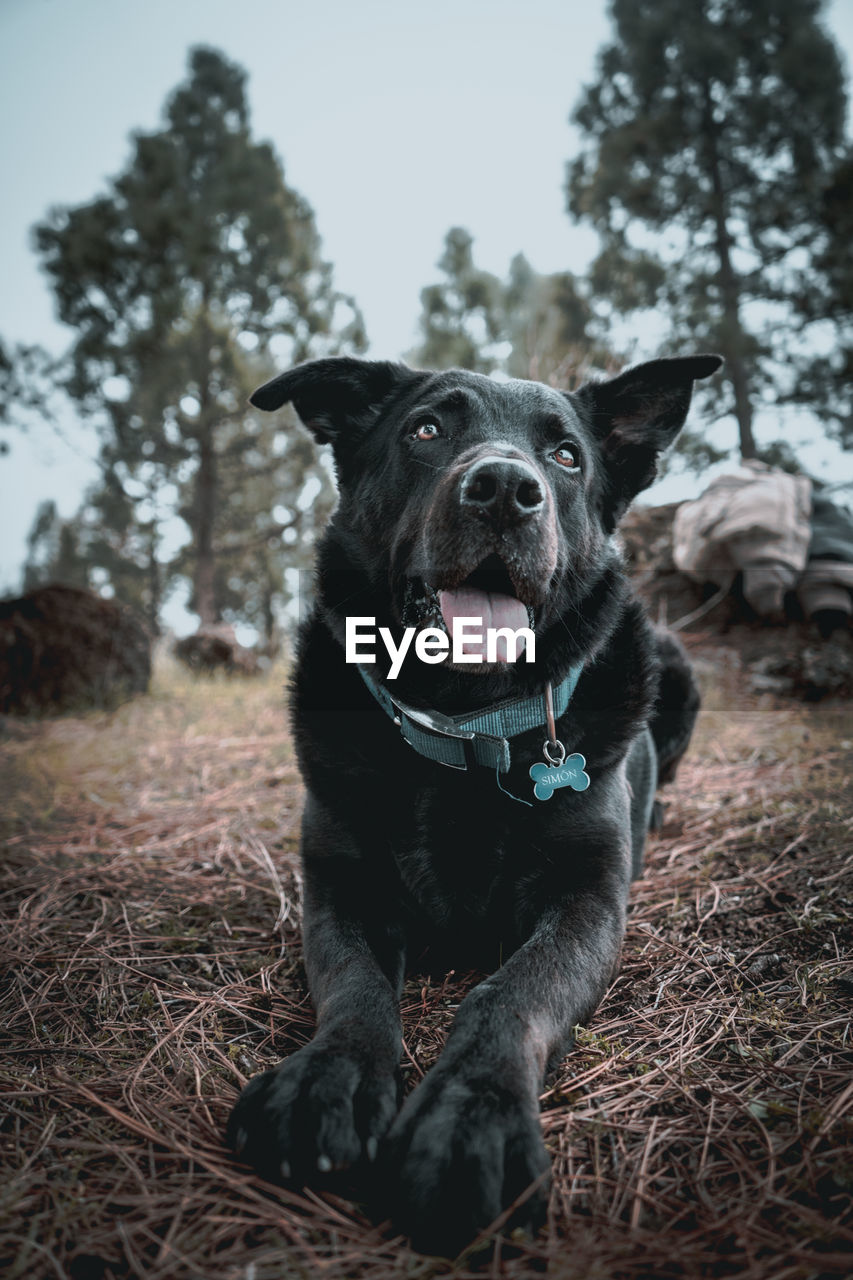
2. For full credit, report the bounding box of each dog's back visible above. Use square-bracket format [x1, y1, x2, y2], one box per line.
[650, 628, 701, 785]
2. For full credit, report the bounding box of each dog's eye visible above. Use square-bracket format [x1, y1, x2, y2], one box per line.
[412, 420, 441, 442]
[552, 444, 580, 470]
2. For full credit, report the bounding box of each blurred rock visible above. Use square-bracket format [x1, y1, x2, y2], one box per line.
[749, 632, 853, 701]
[174, 623, 260, 676]
[620, 503, 732, 629]
[0, 584, 151, 716]
[623, 503, 852, 700]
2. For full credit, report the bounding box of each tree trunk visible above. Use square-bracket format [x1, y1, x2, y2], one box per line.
[193, 302, 219, 628]
[195, 426, 218, 625]
[146, 525, 161, 637]
[703, 90, 758, 459]
[261, 557, 275, 649]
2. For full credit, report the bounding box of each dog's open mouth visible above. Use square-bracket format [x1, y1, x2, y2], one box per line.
[404, 555, 536, 664]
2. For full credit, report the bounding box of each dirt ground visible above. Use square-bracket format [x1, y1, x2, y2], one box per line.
[1, 649, 851, 1279]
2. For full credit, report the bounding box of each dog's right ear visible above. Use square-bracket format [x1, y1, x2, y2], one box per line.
[250, 357, 422, 445]
[573, 354, 723, 530]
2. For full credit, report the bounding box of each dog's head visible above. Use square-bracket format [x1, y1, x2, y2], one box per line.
[251, 355, 721, 672]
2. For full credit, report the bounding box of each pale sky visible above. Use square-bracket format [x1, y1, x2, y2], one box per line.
[2, 0, 852, 619]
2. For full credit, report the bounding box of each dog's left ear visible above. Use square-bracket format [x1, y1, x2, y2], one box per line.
[249, 357, 422, 446]
[574, 354, 723, 530]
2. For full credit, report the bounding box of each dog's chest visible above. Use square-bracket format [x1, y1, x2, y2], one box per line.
[390, 787, 526, 938]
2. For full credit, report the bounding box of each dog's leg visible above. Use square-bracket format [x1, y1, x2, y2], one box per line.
[626, 727, 657, 876]
[385, 850, 628, 1256]
[227, 796, 405, 1182]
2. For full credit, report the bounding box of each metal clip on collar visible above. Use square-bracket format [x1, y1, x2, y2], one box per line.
[542, 681, 566, 766]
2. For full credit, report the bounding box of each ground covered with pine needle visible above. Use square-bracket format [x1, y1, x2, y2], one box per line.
[1, 648, 852, 1279]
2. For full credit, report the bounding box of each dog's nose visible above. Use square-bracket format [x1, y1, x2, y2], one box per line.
[460, 455, 544, 526]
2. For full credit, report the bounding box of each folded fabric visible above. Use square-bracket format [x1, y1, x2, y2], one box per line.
[673, 461, 813, 612]
[797, 559, 853, 620]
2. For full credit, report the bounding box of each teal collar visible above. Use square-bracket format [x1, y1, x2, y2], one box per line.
[358, 664, 584, 774]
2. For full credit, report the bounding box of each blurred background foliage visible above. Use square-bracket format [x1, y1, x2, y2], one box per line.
[3, 1, 852, 640]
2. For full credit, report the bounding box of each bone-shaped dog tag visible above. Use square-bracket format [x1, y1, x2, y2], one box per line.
[529, 754, 590, 801]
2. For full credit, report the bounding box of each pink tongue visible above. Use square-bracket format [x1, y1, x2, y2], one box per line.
[438, 588, 530, 662]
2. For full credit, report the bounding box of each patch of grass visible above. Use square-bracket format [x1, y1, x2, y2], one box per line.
[1, 655, 852, 1278]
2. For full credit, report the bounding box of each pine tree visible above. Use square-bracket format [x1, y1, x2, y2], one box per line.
[501, 253, 611, 388]
[171, 327, 336, 644]
[410, 229, 606, 385]
[413, 229, 506, 373]
[23, 481, 166, 633]
[793, 148, 853, 447]
[0, 339, 61, 455]
[23, 501, 91, 592]
[567, 0, 848, 459]
[34, 47, 364, 628]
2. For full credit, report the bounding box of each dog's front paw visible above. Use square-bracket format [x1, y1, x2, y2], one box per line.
[226, 1043, 398, 1183]
[385, 1068, 550, 1257]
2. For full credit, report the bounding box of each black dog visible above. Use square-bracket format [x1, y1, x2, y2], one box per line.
[227, 353, 720, 1254]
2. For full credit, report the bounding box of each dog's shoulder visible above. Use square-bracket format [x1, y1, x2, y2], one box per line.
[570, 590, 661, 767]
